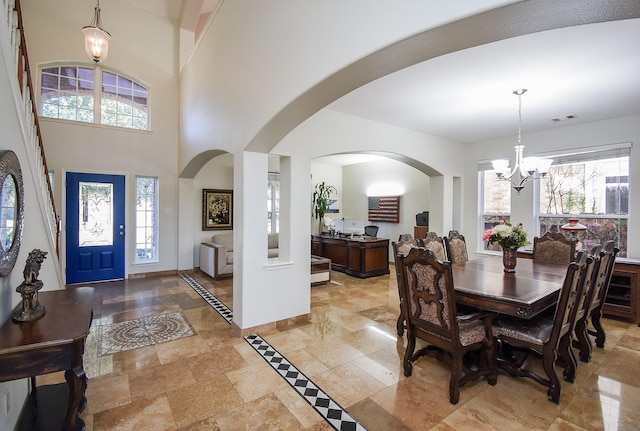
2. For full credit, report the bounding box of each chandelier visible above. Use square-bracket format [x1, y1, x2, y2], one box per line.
[82, 0, 111, 63]
[492, 89, 553, 193]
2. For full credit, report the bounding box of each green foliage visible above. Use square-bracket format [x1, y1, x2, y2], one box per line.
[312, 182, 336, 221]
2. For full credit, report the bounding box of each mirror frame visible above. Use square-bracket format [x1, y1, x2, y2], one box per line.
[0, 150, 24, 276]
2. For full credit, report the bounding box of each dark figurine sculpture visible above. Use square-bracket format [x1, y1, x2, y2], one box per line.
[13, 249, 48, 322]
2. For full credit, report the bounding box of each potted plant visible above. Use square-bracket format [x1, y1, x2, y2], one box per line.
[312, 182, 337, 235]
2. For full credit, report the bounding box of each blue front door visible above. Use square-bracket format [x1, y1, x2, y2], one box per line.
[66, 172, 125, 284]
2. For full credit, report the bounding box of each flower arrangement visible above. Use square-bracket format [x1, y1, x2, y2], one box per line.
[482, 221, 529, 250]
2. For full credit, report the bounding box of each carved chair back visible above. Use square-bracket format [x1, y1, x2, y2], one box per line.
[444, 230, 468, 264]
[419, 231, 447, 261]
[533, 232, 576, 264]
[574, 241, 619, 359]
[392, 237, 419, 336]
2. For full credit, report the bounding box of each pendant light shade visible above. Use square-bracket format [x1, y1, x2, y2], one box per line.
[491, 89, 553, 193]
[83, 0, 111, 63]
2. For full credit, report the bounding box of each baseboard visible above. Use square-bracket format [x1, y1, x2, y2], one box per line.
[128, 269, 183, 279]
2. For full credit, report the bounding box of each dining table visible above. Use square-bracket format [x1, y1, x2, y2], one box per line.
[452, 256, 569, 318]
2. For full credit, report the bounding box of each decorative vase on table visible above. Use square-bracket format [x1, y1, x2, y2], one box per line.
[502, 246, 518, 273]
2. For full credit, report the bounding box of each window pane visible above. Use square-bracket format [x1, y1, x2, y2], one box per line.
[78, 182, 113, 247]
[538, 152, 628, 257]
[41, 65, 149, 130]
[483, 169, 511, 213]
[540, 157, 628, 215]
[41, 73, 59, 89]
[135, 177, 158, 262]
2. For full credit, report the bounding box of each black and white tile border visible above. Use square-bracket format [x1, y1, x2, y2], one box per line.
[245, 334, 368, 431]
[180, 273, 233, 323]
[181, 273, 367, 430]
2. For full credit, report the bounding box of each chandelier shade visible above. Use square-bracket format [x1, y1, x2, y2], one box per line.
[492, 89, 553, 193]
[83, 0, 111, 63]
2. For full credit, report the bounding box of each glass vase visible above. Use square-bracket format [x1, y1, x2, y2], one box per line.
[502, 246, 518, 273]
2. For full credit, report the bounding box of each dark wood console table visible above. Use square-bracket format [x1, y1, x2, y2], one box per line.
[0, 287, 94, 431]
[311, 235, 390, 278]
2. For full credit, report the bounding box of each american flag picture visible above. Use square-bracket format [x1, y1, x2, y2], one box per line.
[368, 196, 400, 223]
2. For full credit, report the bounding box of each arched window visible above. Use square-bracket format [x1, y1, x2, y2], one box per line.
[40, 65, 149, 130]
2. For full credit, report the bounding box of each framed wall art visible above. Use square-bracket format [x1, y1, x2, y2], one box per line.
[202, 189, 233, 230]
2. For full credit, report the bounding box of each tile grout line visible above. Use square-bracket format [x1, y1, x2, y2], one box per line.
[180, 272, 368, 431]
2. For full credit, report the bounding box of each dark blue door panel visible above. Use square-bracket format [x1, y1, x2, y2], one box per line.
[66, 172, 125, 284]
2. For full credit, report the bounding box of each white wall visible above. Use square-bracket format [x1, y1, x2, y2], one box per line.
[0, 12, 62, 428]
[276, 110, 461, 236]
[22, 0, 180, 278]
[342, 159, 430, 243]
[179, 0, 512, 169]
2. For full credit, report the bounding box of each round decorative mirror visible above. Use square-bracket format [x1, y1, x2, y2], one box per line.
[0, 150, 24, 276]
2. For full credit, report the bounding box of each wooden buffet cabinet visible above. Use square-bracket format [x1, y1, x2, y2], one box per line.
[603, 258, 640, 324]
[311, 235, 390, 278]
[518, 251, 640, 325]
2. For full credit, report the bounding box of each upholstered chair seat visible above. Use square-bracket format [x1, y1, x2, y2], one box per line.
[457, 318, 489, 346]
[493, 315, 554, 346]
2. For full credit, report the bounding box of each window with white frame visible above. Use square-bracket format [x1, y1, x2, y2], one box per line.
[135, 176, 158, 262]
[479, 164, 512, 251]
[267, 173, 279, 234]
[537, 144, 629, 257]
[40, 65, 149, 130]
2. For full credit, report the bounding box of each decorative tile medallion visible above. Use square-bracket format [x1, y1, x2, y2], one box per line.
[99, 312, 195, 356]
[180, 273, 233, 323]
[245, 334, 368, 431]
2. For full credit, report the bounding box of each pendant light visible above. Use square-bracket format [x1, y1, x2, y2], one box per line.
[491, 89, 553, 193]
[82, 0, 111, 63]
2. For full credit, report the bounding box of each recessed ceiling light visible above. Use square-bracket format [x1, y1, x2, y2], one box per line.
[550, 114, 578, 122]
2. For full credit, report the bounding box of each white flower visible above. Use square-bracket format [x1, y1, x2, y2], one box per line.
[492, 224, 513, 237]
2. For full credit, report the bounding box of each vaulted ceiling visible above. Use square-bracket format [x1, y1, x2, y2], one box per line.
[122, 2, 640, 156]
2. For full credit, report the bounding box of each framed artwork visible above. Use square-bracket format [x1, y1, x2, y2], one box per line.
[368, 195, 400, 223]
[202, 189, 233, 230]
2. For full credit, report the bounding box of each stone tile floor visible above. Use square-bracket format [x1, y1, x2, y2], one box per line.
[37, 267, 640, 430]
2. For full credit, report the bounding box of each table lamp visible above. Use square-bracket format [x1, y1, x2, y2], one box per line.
[561, 218, 587, 251]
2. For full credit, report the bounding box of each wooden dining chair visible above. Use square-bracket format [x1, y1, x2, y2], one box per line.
[574, 241, 619, 361]
[532, 232, 576, 264]
[397, 247, 497, 404]
[419, 231, 447, 261]
[444, 230, 468, 264]
[492, 252, 592, 404]
[392, 237, 418, 336]
[398, 233, 414, 242]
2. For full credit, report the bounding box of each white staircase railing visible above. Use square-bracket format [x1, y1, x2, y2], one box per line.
[3, 0, 61, 257]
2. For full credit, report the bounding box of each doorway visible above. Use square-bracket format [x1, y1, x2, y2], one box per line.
[66, 172, 125, 284]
